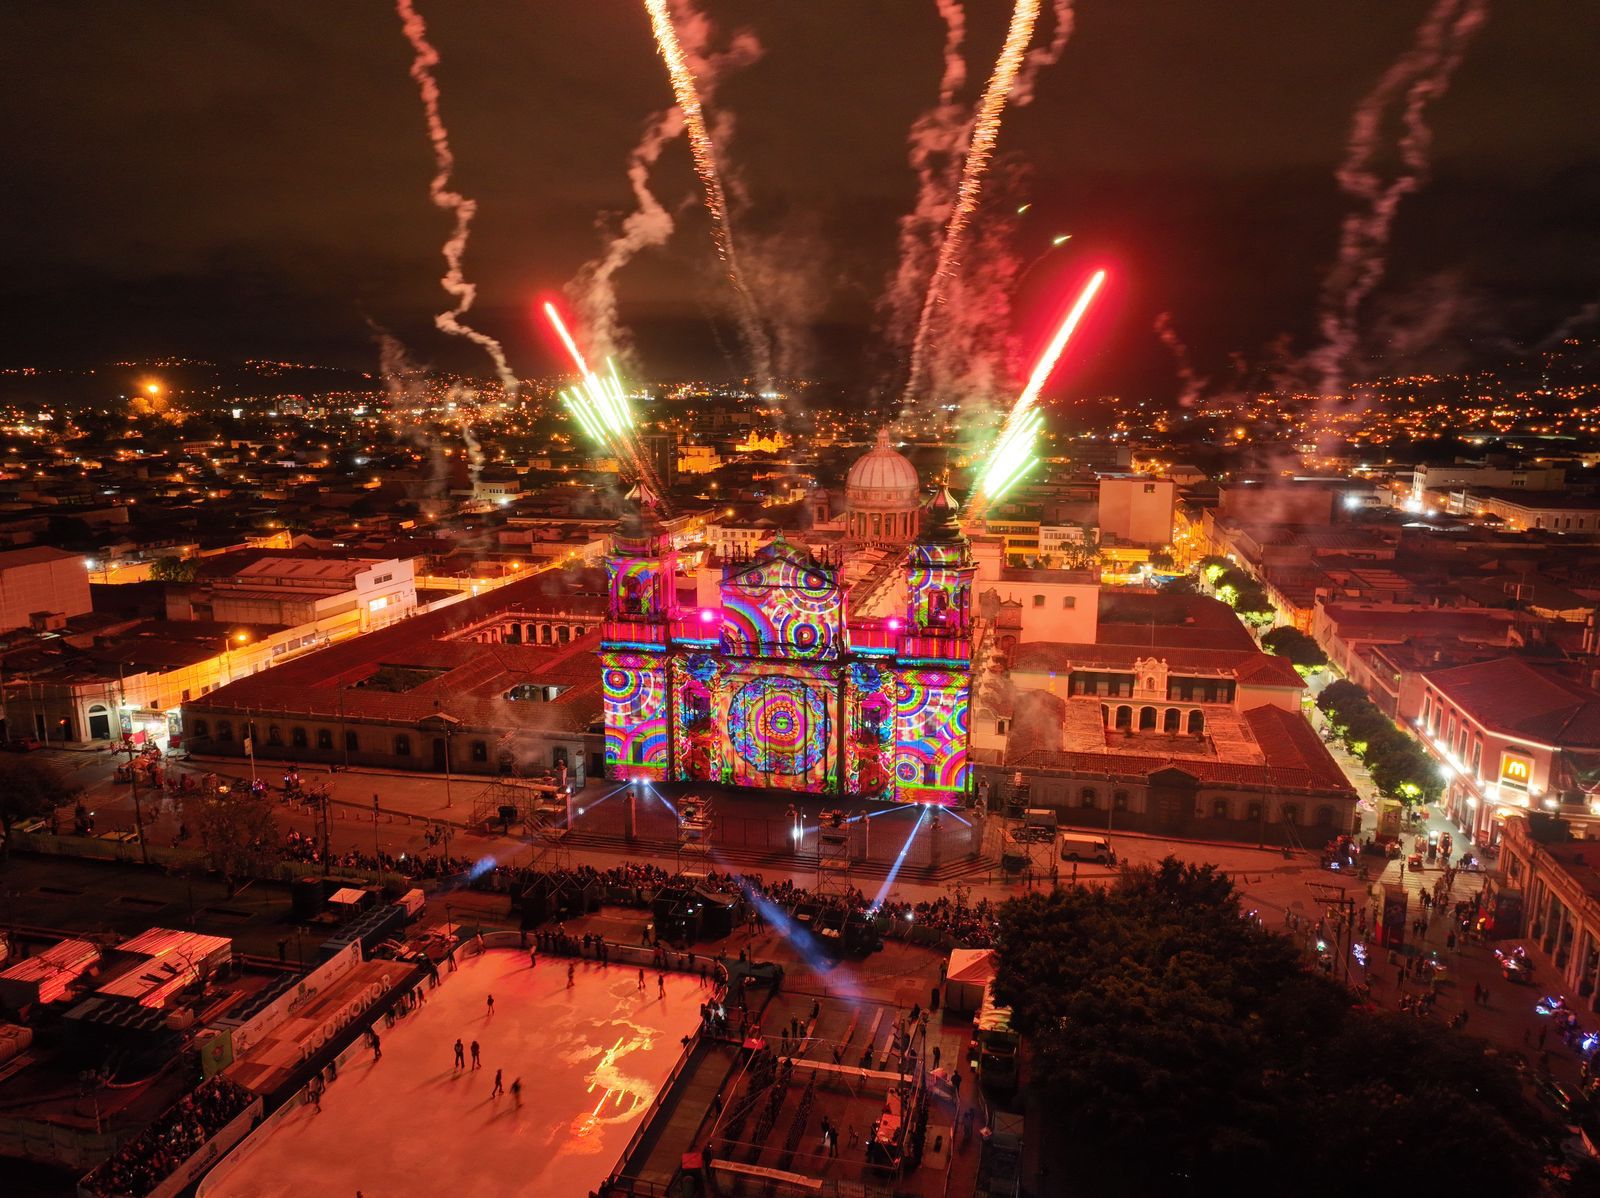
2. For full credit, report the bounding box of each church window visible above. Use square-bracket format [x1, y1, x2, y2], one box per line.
[1032, 595, 1045, 607]
[1062, 596, 1076, 609]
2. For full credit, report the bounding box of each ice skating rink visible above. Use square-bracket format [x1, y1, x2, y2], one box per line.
[207, 949, 702, 1198]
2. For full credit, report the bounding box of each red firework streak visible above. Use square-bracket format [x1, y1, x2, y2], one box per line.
[969, 267, 1108, 520]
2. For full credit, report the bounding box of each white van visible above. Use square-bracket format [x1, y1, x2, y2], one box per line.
[1060, 834, 1114, 864]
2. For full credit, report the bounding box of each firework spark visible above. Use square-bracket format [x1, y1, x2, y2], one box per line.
[641, 0, 771, 383]
[395, 0, 519, 404]
[901, 0, 1043, 409]
[969, 268, 1106, 518]
[1312, 0, 1488, 396]
[543, 302, 665, 498]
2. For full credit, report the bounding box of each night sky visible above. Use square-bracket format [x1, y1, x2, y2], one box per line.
[3, 1, 1597, 394]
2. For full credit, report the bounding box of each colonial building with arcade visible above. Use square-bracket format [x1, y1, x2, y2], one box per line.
[599, 488, 975, 805]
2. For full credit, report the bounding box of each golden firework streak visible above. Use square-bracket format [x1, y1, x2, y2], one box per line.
[902, 0, 1041, 408]
[641, 0, 772, 383]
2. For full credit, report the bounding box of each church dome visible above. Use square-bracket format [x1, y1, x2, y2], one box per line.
[845, 428, 922, 544]
[846, 430, 920, 509]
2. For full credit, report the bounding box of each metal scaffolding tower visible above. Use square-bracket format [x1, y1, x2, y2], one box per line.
[676, 794, 714, 880]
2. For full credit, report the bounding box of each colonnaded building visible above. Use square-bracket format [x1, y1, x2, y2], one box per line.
[181, 431, 1358, 843]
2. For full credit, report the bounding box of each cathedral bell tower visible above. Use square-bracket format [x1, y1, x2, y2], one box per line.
[599, 484, 676, 781]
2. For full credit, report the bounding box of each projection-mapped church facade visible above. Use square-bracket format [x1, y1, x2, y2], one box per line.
[598, 494, 973, 805]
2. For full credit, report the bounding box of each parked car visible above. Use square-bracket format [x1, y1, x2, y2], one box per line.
[2, 737, 42, 752]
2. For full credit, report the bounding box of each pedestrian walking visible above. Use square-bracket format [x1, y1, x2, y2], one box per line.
[638, 968, 646, 992]
[491, 1069, 504, 1098]
[828, 1125, 838, 1158]
[511, 1077, 522, 1107]
[530, 947, 538, 969]
[369, 1030, 381, 1062]
[453, 1038, 465, 1070]
[566, 962, 576, 987]
[486, 993, 495, 1016]
[658, 974, 666, 999]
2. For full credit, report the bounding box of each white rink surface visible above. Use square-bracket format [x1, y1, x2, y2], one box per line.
[209, 949, 701, 1198]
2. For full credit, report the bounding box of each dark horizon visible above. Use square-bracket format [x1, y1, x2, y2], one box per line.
[3, 2, 1597, 397]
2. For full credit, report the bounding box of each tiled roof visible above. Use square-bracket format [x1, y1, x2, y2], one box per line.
[1008, 703, 1354, 797]
[1424, 657, 1600, 747]
[1011, 641, 1303, 689]
[186, 570, 608, 733]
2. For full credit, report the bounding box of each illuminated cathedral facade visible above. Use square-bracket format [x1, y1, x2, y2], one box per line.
[599, 491, 973, 805]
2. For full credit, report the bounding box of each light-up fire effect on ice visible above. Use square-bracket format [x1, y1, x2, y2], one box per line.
[641, 0, 772, 383]
[968, 267, 1106, 519]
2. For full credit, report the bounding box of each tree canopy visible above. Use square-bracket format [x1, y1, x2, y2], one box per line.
[149, 555, 198, 583]
[0, 756, 81, 861]
[993, 859, 1548, 1196]
[1261, 625, 1329, 670]
[1316, 679, 1441, 804]
[194, 789, 278, 896]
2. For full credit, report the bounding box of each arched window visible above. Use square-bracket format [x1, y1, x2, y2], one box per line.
[1212, 797, 1230, 819]
[87, 704, 112, 741]
[996, 719, 1008, 736]
[394, 734, 411, 757]
[192, 719, 209, 739]
[217, 720, 233, 742]
[1246, 801, 1263, 823]
[1113, 790, 1129, 811]
[268, 725, 283, 746]
[291, 727, 307, 748]
[558, 626, 571, 644]
[553, 746, 569, 768]
[1282, 804, 1300, 825]
[1188, 709, 1205, 735]
[1115, 705, 1132, 730]
[1163, 708, 1181, 734]
[471, 740, 488, 762]
[1138, 706, 1157, 731]
[317, 728, 333, 750]
[1080, 787, 1098, 809]
[1315, 805, 1336, 827]
[345, 730, 359, 752]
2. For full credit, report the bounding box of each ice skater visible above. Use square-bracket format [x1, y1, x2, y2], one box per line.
[453, 1038, 465, 1070]
[491, 1069, 503, 1098]
[470, 1039, 481, 1069]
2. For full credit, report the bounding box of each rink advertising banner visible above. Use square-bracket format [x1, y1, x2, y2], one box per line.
[224, 943, 361, 1059]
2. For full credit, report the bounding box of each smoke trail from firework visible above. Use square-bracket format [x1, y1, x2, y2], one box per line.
[570, 109, 684, 366]
[572, 3, 761, 365]
[395, 0, 520, 402]
[455, 391, 486, 494]
[1012, 0, 1074, 107]
[1312, 0, 1487, 396]
[879, 1, 970, 355]
[372, 327, 448, 501]
[901, 0, 1043, 409]
[641, 0, 771, 383]
[1153, 312, 1205, 407]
